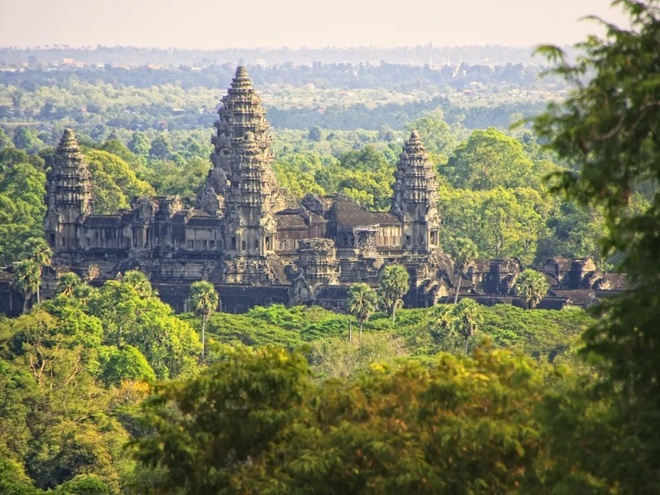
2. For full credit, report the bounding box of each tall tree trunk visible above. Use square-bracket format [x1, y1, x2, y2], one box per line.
[201, 317, 206, 360]
[454, 273, 463, 304]
[391, 304, 396, 323]
[359, 321, 364, 343]
[22, 293, 29, 314]
[464, 335, 470, 355]
[348, 318, 352, 343]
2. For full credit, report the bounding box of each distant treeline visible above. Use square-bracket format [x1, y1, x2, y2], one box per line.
[0, 45, 550, 67]
[0, 61, 548, 91]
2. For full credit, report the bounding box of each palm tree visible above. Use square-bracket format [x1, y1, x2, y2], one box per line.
[378, 264, 410, 323]
[124, 270, 154, 298]
[346, 283, 378, 343]
[13, 259, 41, 314]
[25, 237, 52, 303]
[56, 272, 82, 297]
[450, 237, 478, 304]
[452, 298, 482, 355]
[514, 269, 550, 309]
[189, 281, 219, 360]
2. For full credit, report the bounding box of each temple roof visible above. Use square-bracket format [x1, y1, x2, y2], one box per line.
[333, 195, 399, 228]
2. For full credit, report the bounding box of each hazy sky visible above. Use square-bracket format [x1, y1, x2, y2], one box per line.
[0, 0, 630, 49]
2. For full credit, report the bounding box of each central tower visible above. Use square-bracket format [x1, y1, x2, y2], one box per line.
[207, 66, 283, 282]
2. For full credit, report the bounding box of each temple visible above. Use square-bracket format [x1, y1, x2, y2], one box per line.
[38, 67, 621, 313]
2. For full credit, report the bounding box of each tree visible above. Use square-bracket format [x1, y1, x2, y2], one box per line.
[13, 260, 41, 314]
[407, 109, 457, 162]
[128, 132, 150, 157]
[85, 150, 154, 214]
[514, 269, 550, 309]
[530, 1, 660, 491]
[131, 347, 547, 495]
[148, 133, 172, 161]
[24, 238, 51, 303]
[346, 283, 378, 343]
[444, 128, 534, 190]
[131, 347, 314, 495]
[447, 237, 478, 304]
[308, 125, 323, 142]
[12, 126, 42, 153]
[189, 281, 219, 360]
[122, 270, 154, 298]
[452, 298, 482, 355]
[440, 187, 544, 264]
[55, 272, 82, 297]
[377, 264, 410, 322]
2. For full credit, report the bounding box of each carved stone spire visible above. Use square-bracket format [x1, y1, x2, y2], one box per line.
[44, 129, 92, 249]
[206, 66, 282, 281]
[391, 131, 440, 251]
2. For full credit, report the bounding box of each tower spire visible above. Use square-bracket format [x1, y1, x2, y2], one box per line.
[391, 131, 440, 251]
[44, 129, 92, 249]
[204, 66, 283, 282]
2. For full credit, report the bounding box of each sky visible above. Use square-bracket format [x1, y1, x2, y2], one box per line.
[0, 0, 630, 49]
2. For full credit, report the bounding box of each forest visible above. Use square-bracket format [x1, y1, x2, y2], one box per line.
[1, 0, 660, 493]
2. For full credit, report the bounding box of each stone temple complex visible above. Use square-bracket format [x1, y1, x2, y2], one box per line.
[34, 66, 621, 313]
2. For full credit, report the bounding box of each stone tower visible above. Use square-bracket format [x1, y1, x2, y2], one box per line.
[207, 66, 283, 282]
[44, 129, 92, 250]
[391, 131, 440, 252]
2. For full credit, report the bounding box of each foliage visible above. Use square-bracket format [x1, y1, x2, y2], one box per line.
[443, 128, 535, 190]
[531, 1, 660, 491]
[346, 283, 378, 342]
[88, 272, 201, 379]
[0, 149, 47, 266]
[377, 264, 410, 322]
[12, 260, 41, 314]
[189, 281, 219, 360]
[85, 150, 154, 214]
[440, 186, 546, 264]
[131, 346, 547, 495]
[514, 269, 550, 309]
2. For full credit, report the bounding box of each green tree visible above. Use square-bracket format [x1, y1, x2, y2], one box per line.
[122, 270, 154, 298]
[100, 345, 156, 387]
[131, 347, 314, 495]
[514, 269, 550, 309]
[148, 133, 172, 161]
[440, 187, 544, 264]
[55, 272, 82, 297]
[88, 277, 201, 379]
[128, 132, 150, 157]
[189, 281, 219, 360]
[0, 156, 47, 266]
[452, 298, 482, 355]
[12, 126, 42, 153]
[529, 1, 660, 491]
[346, 283, 378, 343]
[132, 347, 547, 495]
[85, 150, 154, 214]
[407, 109, 457, 162]
[377, 264, 410, 323]
[13, 260, 41, 314]
[447, 237, 479, 304]
[444, 128, 534, 190]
